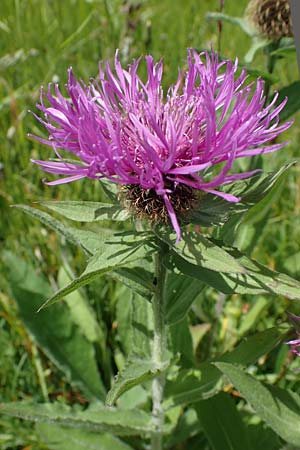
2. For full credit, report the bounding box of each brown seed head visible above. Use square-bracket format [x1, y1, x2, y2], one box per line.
[246, 0, 292, 40]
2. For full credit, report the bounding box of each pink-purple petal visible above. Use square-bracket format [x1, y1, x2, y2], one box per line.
[30, 49, 292, 239]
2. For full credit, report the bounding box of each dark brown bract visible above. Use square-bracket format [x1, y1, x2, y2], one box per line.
[246, 0, 292, 39]
[120, 182, 199, 225]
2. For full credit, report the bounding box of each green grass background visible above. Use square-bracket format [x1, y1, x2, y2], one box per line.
[1, 0, 300, 448]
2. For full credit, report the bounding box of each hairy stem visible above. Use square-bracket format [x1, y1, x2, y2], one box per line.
[151, 250, 167, 450]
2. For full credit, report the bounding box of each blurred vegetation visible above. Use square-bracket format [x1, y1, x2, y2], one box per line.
[0, 0, 300, 449]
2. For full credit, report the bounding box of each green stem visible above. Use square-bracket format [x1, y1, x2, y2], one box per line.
[151, 250, 167, 450]
[264, 42, 279, 102]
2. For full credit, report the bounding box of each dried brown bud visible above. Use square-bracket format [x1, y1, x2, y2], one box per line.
[246, 0, 292, 40]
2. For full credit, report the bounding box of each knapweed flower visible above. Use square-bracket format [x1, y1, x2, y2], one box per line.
[246, 0, 292, 40]
[30, 50, 291, 241]
[286, 312, 300, 357]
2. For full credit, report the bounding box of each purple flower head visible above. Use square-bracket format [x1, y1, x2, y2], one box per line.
[30, 49, 292, 241]
[286, 312, 300, 357]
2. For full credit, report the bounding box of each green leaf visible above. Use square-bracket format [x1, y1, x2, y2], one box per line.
[190, 324, 211, 353]
[159, 231, 245, 274]
[271, 45, 296, 56]
[13, 204, 109, 256]
[283, 251, 300, 277]
[106, 357, 169, 406]
[171, 239, 300, 300]
[0, 402, 153, 436]
[115, 285, 134, 356]
[15, 204, 154, 298]
[165, 272, 204, 324]
[220, 327, 287, 366]
[165, 408, 200, 448]
[57, 263, 112, 380]
[241, 66, 277, 83]
[2, 252, 106, 401]
[112, 266, 154, 300]
[219, 243, 300, 300]
[237, 171, 286, 239]
[237, 162, 295, 205]
[57, 264, 103, 343]
[169, 318, 194, 368]
[195, 392, 252, 450]
[117, 385, 148, 410]
[14, 204, 155, 300]
[39, 232, 152, 310]
[271, 38, 296, 57]
[189, 194, 234, 227]
[164, 327, 285, 407]
[190, 162, 294, 229]
[164, 364, 221, 408]
[99, 179, 119, 201]
[247, 423, 282, 450]
[238, 297, 268, 336]
[206, 12, 256, 36]
[214, 362, 300, 446]
[277, 81, 300, 121]
[37, 423, 134, 450]
[110, 291, 158, 405]
[131, 293, 153, 357]
[40, 201, 130, 222]
[244, 37, 270, 64]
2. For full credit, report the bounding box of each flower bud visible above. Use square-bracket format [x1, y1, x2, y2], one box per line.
[246, 0, 292, 40]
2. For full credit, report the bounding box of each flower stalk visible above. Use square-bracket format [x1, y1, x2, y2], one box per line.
[151, 248, 168, 450]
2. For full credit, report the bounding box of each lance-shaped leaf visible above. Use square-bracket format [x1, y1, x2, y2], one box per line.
[271, 44, 296, 58]
[13, 204, 107, 255]
[165, 272, 204, 324]
[158, 231, 245, 274]
[214, 362, 300, 446]
[244, 37, 271, 64]
[14, 205, 155, 300]
[0, 402, 153, 436]
[169, 317, 195, 368]
[99, 178, 119, 201]
[37, 423, 134, 450]
[246, 423, 282, 450]
[39, 232, 153, 310]
[236, 162, 295, 204]
[106, 357, 170, 406]
[40, 201, 130, 222]
[57, 264, 103, 344]
[170, 238, 300, 300]
[204, 21, 271, 64]
[277, 81, 300, 121]
[164, 364, 222, 408]
[130, 294, 154, 357]
[164, 327, 285, 408]
[189, 194, 237, 227]
[189, 162, 294, 228]
[219, 242, 300, 300]
[194, 392, 252, 450]
[164, 409, 201, 448]
[115, 287, 154, 358]
[57, 263, 112, 381]
[3, 252, 106, 401]
[206, 12, 256, 36]
[112, 266, 154, 301]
